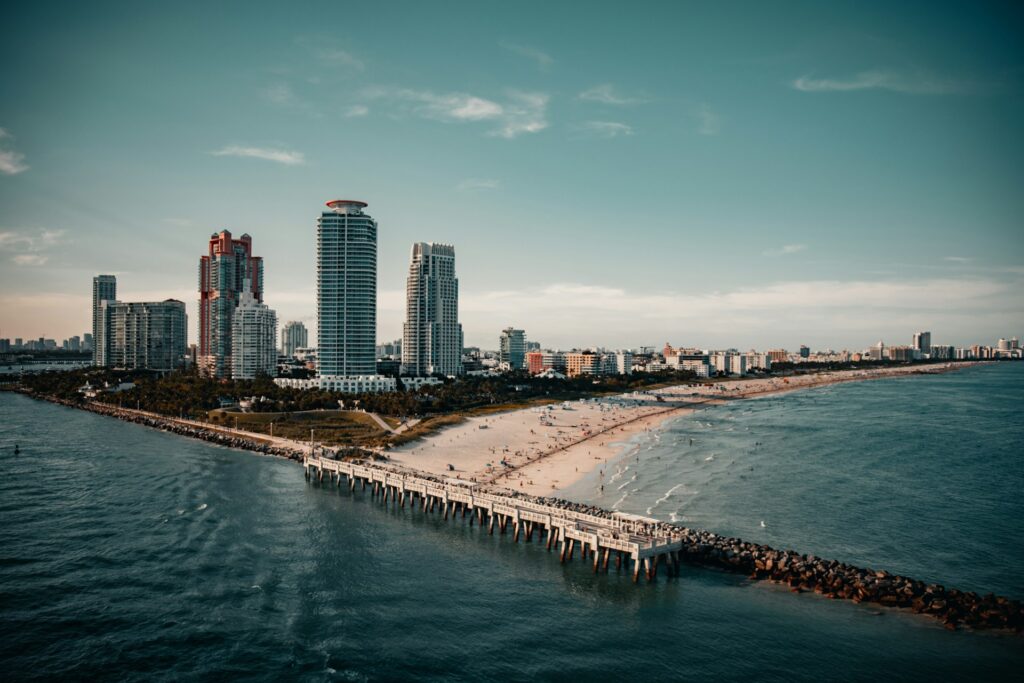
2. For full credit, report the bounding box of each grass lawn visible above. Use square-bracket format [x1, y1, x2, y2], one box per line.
[207, 409, 388, 447]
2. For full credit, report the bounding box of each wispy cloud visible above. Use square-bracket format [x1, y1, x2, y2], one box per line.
[345, 104, 369, 117]
[791, 70, 978, 95]
[763, 244, 807, 256]
[501, 41, 553, 70]
[316, 47, 365, 71]
[578, 84, 646, 105]
[377, 276, 1019, 347]
[262, 83, 296, 105]
[698, 103, 720, 136]
[211, 145, 305, 165]
[0, 228, 66, 267]
[944, 256, 972, 263]
[456, 178, 500, 191]
[578, 121, 634, 138]
[364, 87, 548, 138]
[0, 128, 29, 175]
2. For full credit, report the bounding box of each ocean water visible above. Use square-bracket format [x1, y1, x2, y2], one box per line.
[1, 364, 1022, 681]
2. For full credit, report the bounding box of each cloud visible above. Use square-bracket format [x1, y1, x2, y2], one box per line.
[263, 83, 296, 105]
[944, 256, 972, 263]
[0, 128, 29, 175]
[457, 178, 500, 191]
[763, 244, 807, 256]
[13, 254, 48, 266]
[211, 145, 305, 165]
[578, 121, 634, 138]
[578, 84, 646, 105]
[316, 47, 365, 71]
[698, 103, 720, 135]
[0, 228, 66, 266]
[408, 276, 1020, 348]
[364, 87, 548, 138]
[791, 70, 977, 95]
[345, 104, 369, 117]
[500, 41, 553, 70]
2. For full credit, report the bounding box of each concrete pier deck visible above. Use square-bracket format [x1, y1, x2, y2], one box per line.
[305, 455, 685, 582]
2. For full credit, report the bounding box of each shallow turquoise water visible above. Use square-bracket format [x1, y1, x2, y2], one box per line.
[1, 364, 1021, 680]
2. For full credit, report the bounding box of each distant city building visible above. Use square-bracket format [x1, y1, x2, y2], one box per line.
[231, 285, 278, 379]
[913, 331, 932, 356]
[526, 341, 541, 351]
[767, 349, 788, 364]
[799, 345, 810, 359]
[402, 242, 463, 377]
[526, 351, 544, 375]
[198, 230, 263, 378]
[615, 351, 634, 375]
[499, 328, 527, 370]
[82, 333, 93, 352]
[92, 274, 117, 366]
[281, 321, 308, 358]
[930, 345, 954, 360]
[101, 299, 187, 371]
[888, 345, 915, 362]
[565, 351, 599, 377]
[376, 339, 402, 359]
[318, 200, 378, 379]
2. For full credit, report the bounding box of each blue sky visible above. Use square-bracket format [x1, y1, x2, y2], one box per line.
[1, 0, 1022, 350]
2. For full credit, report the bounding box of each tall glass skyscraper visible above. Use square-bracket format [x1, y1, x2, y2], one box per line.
[317, 200, 378, 378]
[198, 230, 263, 378]
[402, 242, 463, 377]
[92, 274, 117, 366]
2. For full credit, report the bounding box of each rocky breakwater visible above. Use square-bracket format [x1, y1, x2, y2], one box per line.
[675, 528, 1023, 632]
[27, 392, 307, 461]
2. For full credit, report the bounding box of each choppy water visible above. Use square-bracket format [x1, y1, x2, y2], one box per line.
[2, 364, 1023, 681]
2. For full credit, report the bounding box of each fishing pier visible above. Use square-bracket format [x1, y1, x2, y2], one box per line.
[304, 455, 686, 582]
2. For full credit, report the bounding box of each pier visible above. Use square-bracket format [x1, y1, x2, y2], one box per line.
[304, 455, 686, 582]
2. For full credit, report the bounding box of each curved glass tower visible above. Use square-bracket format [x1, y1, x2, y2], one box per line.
[317, 200, 377, 378]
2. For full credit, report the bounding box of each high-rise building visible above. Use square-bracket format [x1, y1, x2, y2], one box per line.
[799, 345, 810, 359]
[198, 230, 263, 378]
[92, 274, 117, 366]
[499, 328, 527, 370]
[231, 286, 278, 379]
[101, 299, 187, 371]
[82, 333, 93, 352]
[281, 321, 309, 359]
[913, 331, 932, 356]
[402, 242, 463, 377]
[317, 200, 378, 378]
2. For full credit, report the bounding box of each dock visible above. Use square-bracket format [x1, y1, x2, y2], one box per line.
[305, 455, 686, 582]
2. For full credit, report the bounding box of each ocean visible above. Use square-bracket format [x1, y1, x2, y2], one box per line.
[1, 363, 1022, 680]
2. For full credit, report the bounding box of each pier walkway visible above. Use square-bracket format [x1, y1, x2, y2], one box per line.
[305, 455, 686, 582]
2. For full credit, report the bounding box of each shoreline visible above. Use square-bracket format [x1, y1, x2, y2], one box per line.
[387, 362, 985, 496]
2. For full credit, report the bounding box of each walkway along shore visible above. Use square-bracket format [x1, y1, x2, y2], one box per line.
[11, 380, 1022, 633]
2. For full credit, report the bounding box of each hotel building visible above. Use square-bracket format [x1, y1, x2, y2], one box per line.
[402, 242, 463, 377]
[198, 230, 263, 378]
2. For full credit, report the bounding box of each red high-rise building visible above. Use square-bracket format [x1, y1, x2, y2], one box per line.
[198, 230, 263, 378]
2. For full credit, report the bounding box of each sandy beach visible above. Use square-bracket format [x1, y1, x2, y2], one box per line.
[386, 364, 975, 496]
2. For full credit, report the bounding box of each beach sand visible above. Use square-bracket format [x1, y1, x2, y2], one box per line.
[385, 364, 970, 497]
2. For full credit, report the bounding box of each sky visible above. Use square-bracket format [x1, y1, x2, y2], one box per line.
[1, 0, 1022, 351]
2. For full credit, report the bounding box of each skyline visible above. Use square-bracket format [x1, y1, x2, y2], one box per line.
[1, 1, 1023, 349]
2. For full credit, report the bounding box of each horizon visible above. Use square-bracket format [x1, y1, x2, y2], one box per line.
[1, 1, 1022, 349]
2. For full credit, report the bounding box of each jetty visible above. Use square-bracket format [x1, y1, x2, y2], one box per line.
[305, 453, 1023, 631]
[305, 455, 685, 581]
